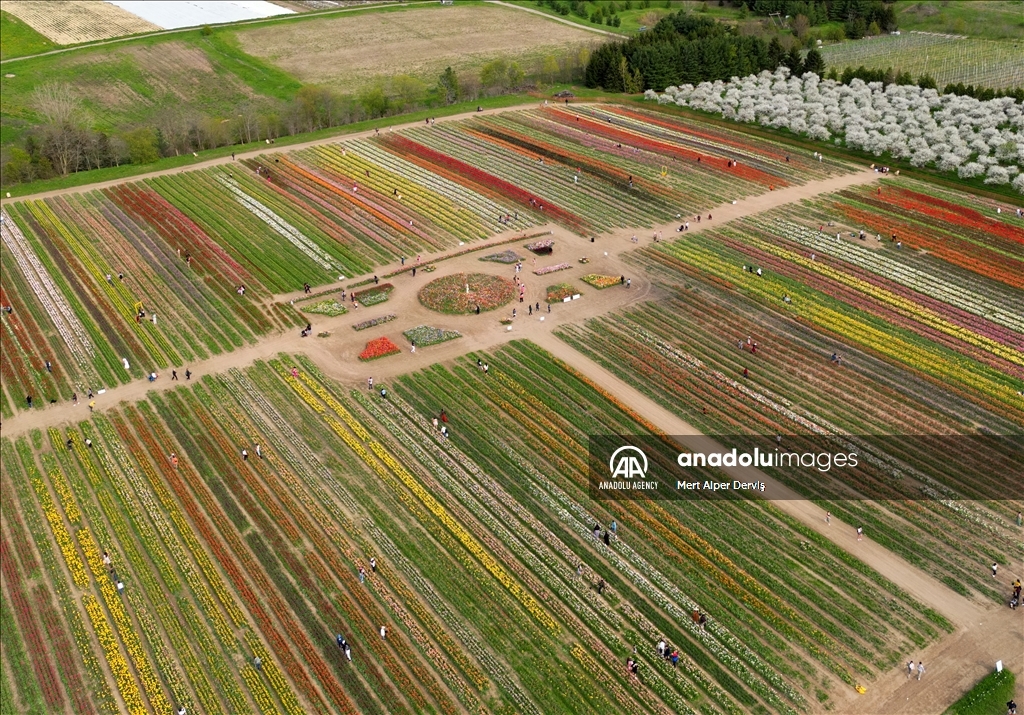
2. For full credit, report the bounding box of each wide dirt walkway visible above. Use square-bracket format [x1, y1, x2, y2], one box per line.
[529, 334, 1023, 715]
[2, 118, 1017, 713]
[1, 163, 878, 439]
[2, 102, 569, 206]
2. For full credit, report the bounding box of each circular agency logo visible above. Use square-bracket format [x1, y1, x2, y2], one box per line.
[608, 445, 649, 480]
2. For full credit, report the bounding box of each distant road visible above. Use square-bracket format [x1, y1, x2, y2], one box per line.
[485, 0, 629, 38]
[0, 0, 432, 64]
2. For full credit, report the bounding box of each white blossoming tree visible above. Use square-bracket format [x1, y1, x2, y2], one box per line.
[650, 68, 1024, 193]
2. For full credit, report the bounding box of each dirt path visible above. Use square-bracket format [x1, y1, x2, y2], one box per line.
[528, 330, 1023, 714]
[485, 0, 629, 38]
[1, 163, 878, 440]
[0, 102, 554, 206]
[0, 0, 435, 65]
[7, 146, 1014, 711]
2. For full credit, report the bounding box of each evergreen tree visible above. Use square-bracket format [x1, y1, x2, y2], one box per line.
[767, 36, 785, 69]
[784, 45, 803, 74]
[437, 67, 460, 105]
[803, 47, 825, 75]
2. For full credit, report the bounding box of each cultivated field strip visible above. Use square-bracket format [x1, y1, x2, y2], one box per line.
[2, 0, 159, 44]
[0, 339, 955, 713]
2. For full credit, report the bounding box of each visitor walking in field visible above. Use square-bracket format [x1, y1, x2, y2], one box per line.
[992, 562, 998, 578]
[906, 659, 914, 678]
[917, 662, 925, 680]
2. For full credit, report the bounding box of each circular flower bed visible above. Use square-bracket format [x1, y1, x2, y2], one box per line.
[359, 336, 401, 361]
[418, 273, 515, 314]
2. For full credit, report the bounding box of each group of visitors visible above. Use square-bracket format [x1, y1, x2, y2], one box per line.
[656, 638, 682, 668]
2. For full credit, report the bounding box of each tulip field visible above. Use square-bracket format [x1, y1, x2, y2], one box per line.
[2, 97, 1019, 715]
[0, 343, 956, 714]
[556, 177, 1023, 604]
[0, 106, 851, 418]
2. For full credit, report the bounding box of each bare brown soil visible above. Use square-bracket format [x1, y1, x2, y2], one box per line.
[235, 4, 603, 91]
[2, 1, 159, 44]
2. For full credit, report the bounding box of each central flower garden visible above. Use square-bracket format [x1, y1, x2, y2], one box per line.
[418, 272, 515, 314]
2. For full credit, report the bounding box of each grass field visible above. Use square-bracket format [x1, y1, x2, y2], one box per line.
[235, 3, 603, 93]
[0, 27, 300, 148]
[895, 0, 1024, 40]
[944, 669, 1016, 715]
[503, 0, 745, 35]
[818, 32, 1024, 89]
[0, 9, 56, 60]
[0, 2, 604, 157]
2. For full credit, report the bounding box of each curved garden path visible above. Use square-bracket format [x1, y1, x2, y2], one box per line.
[2, 116, 1018, 713]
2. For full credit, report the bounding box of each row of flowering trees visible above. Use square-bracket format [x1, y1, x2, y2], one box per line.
[647, 68, 1024, 193]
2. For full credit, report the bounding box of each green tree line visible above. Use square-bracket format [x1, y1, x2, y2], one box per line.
[584, 8, 1022, 102]
[585, 13, 784, 91]
[1, 45, 594, 187]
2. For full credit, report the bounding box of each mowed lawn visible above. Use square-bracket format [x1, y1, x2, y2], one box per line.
[235, 3, 605, 92]
[0, 9, 56, 60]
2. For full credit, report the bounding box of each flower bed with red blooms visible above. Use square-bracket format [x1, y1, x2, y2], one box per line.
[359, 336, 401, 361]
[542, 107, 784, 187]
[837, 203, 1024, 289]
[382, 135, 589, 233]
[885, 187, 1024, 246]
[418, 272, 515, 314]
